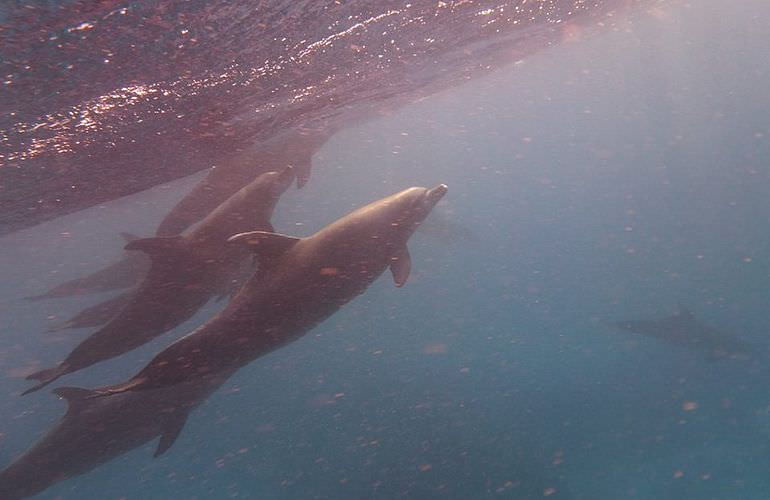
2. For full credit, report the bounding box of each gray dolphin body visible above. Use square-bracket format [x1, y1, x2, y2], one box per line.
[613, 306, 755, 360]
[46, 291, 134, 332]
[23, 168, 295, 394]
[156, 127, 334, 237]
[24, 233, 150, 301]
[0, 369, 235, 500]
[89, 184, 448, 397]
[26, 127, 331, 304]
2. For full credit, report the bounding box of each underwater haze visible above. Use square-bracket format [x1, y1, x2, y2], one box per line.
[1, 0, 770, 498]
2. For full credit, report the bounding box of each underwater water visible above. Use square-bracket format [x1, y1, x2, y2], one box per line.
[1, 0, 769, 498]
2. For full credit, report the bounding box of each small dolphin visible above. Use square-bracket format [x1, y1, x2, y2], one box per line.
[612, 305, 755, 360]
[23, 167, 295, 394]
[88, 184, 448, 397]
[0, 369, 235, 500]
[155, 127, 333, 237]
[24, 233, 149, 301]
[46, 291, 133, 332]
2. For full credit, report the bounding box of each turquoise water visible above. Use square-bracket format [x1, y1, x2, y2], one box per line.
[1, 0, 769, 498]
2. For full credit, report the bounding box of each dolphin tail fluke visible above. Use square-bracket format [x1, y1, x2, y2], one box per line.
[22, 365, 69, 396]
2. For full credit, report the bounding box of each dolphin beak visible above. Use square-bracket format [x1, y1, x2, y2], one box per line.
[426, 184, 448, 206]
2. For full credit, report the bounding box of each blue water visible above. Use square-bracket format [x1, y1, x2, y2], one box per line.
[1, 0, 770, 498]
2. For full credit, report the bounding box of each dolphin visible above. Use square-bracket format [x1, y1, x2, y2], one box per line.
[155, 127, 334, 237]
[0, 369, 236, 500]
[24, 233, 149, 301]
[23, 167, 295, 394]
[612, 305, 755, 360]
[46, 291, 134, 332]
[87, 184, 448, 397]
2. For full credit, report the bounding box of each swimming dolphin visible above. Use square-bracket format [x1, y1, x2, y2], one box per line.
[87, 184, 448, 397]
[0, 369, 236, 500]
[156, 127, 333, 237]
[23, 167, 295, 394]
[46, 291, 134, 332]
[24, 233, 149, 301]
[612, 305, 755, 360]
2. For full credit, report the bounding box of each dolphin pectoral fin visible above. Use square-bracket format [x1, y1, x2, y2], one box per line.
[125, 236, 186, 257]
[390, 246, 412, 287]
[227, 231, 300, 259]
[22, 365, 69, 396]
[154, 411, 190, 457]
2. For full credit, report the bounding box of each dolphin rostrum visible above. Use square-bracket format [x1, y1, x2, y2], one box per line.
[23, 167, 295, 394]
[0, 369, 236, 500]
[612, 305, 755, 360]
[87, 184, 448, 397]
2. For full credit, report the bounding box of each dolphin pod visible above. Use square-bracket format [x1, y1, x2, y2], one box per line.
[23, 167, 296, 395]
[0, 184, 447, 498]
[24, 127, 333, 302]
[86, 184, 448, 398]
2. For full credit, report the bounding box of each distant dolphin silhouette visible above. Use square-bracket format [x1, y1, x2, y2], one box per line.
[45, 291, 134, 332]
[612, 305, 755, 360]
[86, 184, 448, 397]
[0, 368, 236, 500]
[23, 167, 295, 394]
[24, 233, 149, 301]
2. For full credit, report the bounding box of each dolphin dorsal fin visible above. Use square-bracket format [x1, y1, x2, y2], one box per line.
[154, 410, 190, 457]
[390, 245, 412, 287]
[53, 386, 98, 413]
[124, 236, 186, 258]
[227, 231, 300, 259]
